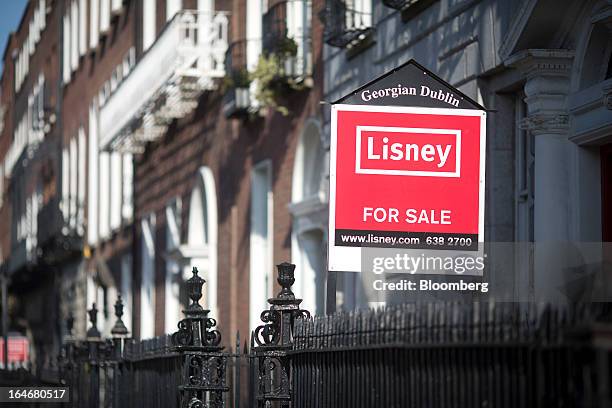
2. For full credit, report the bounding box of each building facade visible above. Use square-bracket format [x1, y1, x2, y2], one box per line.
[0, 0, 328, 377]
[1, 0, 610, 379]
[320, 0, 612, 304]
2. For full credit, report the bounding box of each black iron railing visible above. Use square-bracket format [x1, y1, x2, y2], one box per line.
[382, 0, 411, 10]
[382, 0, 438, 20]
[320, 0, 372, 48]
[262, 1, 290, 54]
[58, 264, 612, 408]
[36, 196, 83, 265]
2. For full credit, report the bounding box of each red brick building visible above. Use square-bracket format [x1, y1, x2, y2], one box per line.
[0, 0, 328, 376]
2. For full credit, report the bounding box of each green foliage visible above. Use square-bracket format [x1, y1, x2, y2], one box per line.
[223, 37, 306, 116]
[250, 37, 305, 116]
[222, 67, 251, 92]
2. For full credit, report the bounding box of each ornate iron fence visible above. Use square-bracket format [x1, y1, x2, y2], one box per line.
[59, 265, 612, 407]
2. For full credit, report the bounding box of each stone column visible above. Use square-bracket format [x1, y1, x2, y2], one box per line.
[507, 49, 575, 302]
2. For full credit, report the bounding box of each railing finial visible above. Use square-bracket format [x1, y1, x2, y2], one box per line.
[86, 303, 101, 338]
[111, 295, 129, 337]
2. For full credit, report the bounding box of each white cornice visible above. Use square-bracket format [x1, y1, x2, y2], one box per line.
[505, 49, 575, 78]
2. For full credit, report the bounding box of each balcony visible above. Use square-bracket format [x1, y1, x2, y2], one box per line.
[8, 240, 30, 275]
[381, 0, 437, 21]
[261, 1, 312, 82]
[222, 39, 257, 118]
[99, 10, 229, 153]
[36, 196, 83, 265]
[320, 0, 373, 48]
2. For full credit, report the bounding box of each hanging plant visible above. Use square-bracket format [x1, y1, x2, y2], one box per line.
[250, 37, 306, 116]
[222, 67, 251, 93]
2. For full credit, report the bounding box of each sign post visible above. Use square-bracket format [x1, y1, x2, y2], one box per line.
[328, 60, 487, 277]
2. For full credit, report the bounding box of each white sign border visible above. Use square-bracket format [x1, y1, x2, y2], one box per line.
[355, 125, 462, 178]
[328, 104, 487, 272]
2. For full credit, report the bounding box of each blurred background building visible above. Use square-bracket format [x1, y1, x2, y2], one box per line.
[0, 0, 610, 382]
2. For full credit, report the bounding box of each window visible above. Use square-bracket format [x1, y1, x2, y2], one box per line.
[87, 102, 99, 244]
[77, 127, 86, 233]
[515, 96, 534, 242]
[109, 152, 122, 230]
[165, 199, 182, 333]
[121, 154, 133, 221]
[142, 0, 156, 51]
[71, 0, 79, 71]
[290, 121, 327, 314]
[90, 0, 99, 48]
[98, 150, 110, 239]
[249, 160, 273, 329]
[69, 137, 78, 229]
[0, 165, 4, 207]
[111, 0, 122, 13]
[515, 95, 534, 278]
[140, 214, 156, 339]
[121, 254, 133, 333]
[100, 0, 110, 34]
[246, 0, 263, 71]
[62, 146, 69, 221]
[62, 13, 71, 83]
[321, 0, 373, 48]
[79, 0, 87, 55]
[261, 0, 312, 79]
[186, 167, 219, 318]
[166, 0, 182, 21]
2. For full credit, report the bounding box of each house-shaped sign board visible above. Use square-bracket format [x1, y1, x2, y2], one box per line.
[328, 60, 487, 275]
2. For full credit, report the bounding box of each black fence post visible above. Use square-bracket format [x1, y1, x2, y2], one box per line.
[172, 267, 229, 408]
[252, 262, 311, 408]
[110, 295, 130, 408]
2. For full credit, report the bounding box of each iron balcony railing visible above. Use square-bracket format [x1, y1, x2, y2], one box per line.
[36, 196, 83, 265]
[99, 10, 229, 153]
[262, 1, 289, 53]
[320, 0, 373, 48]
[382, 0, 438, 20]
[382, 0, 410, 9]
[262, 0, 312, 80]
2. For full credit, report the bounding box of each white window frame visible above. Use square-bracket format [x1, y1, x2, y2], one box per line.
[98, 150, 110, 240]
[62, 146, 70, 221]
[142, 0, 156, 51]
[77, 127, 86, 233]
[62, 14, 71, 83]
[87, 102, 99, 244]
[249, 160, 274, 330]
[140, 214, 156, 339]
[166, 0, 182, 21]
[164, 198, 182, 334]
[109, 152, 122, 230]
[111, 0, 122, 13]
[69, 137, 78, 229]
[79, 0, 87, 55]
[70, 0, 79, 72]
[100, 0, 110, 34]
[121, 154, 133, 221]
[90, 0, 99, 48]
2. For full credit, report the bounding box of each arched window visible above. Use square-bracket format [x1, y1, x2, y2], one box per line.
[290, 120, 327, 315]
[185, 167, 219, 319]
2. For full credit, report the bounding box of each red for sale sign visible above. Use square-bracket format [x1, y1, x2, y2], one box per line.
[328, 104, 486, 272]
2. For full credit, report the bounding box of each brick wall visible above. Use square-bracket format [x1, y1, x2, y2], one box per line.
[132, 0, 325, 341]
